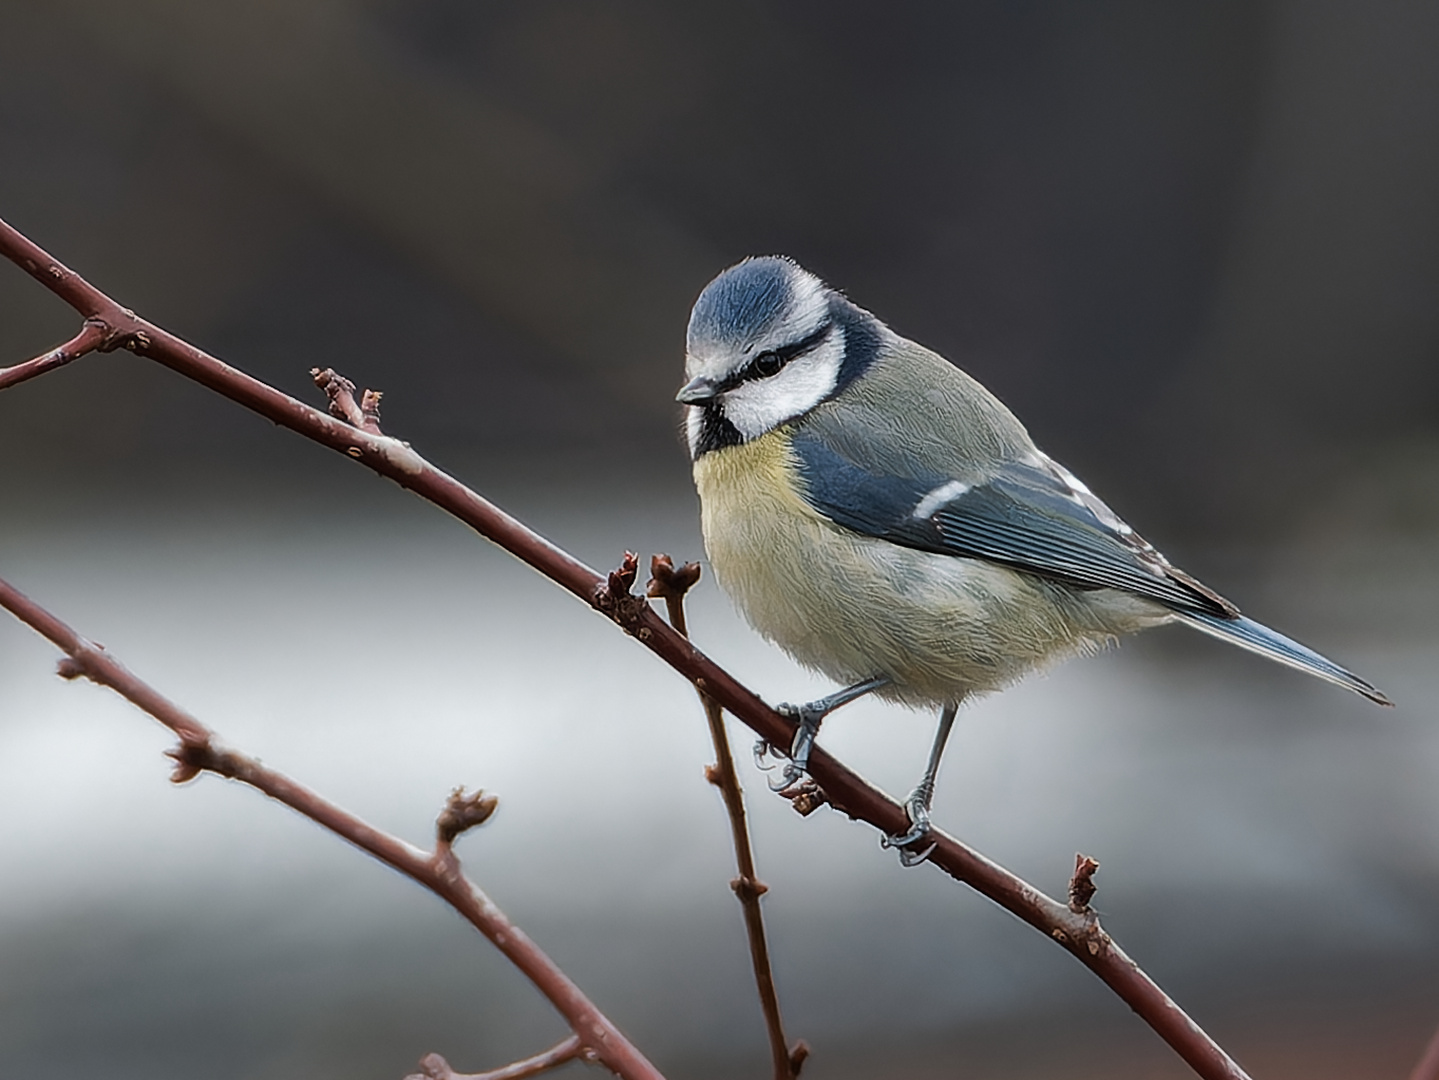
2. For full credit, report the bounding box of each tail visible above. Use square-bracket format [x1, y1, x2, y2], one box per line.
[1173, 611, 1392, 706]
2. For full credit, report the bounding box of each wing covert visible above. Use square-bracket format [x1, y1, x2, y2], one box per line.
[790, 431, 1236, 618]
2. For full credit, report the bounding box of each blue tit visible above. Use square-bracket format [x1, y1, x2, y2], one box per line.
[677, 255, 1390, 864]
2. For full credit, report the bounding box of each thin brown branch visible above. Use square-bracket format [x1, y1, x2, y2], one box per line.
[648, 555, 806, 1080]
[0, 573, 664, 1080]
[0, 214, 1250, 1080]
[0, 320, 108, 391]
[1410, 1022, 1439, 1080]
[407, 1035, 586, 1080]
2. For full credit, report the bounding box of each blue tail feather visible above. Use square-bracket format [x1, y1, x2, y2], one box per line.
[1174, 611, 1391, 706]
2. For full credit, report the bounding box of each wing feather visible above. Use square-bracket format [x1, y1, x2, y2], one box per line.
[791, 431, 1236, 618]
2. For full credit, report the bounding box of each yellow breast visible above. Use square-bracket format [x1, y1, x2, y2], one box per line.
[692, 428, 845, 672]
[692, 428, 1123, 705]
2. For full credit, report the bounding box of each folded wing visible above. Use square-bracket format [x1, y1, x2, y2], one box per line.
[791, 431, 1235, 618]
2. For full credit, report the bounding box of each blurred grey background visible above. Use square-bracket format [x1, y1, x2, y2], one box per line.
[1, 2, 1437, 1078]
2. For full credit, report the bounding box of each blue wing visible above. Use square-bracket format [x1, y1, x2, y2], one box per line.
[790, 429, 1235, 617]
[790, 431, 1393, 703]
[788, 430, 1391, 704]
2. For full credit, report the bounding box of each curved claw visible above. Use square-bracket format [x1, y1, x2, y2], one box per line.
[769, 762, 806, 792]
[753, 739, 777, 772]
[897, 840, 938, 867]
[880, 796, 936, 866]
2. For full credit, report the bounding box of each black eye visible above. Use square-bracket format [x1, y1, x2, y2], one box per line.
[753, 351, 783, 378]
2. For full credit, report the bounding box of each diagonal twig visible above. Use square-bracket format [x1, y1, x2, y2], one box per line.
[0, 213, 1250, 1080]
[648, 555, 807, 1080]
[407, 1035, 585, 1080]
[0, 572, 663, 1080]
[1410, 1022, 1439, 1080]
[0, 320, 109, 391]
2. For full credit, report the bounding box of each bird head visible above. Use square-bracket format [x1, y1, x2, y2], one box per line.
[678, 256, 884, 458]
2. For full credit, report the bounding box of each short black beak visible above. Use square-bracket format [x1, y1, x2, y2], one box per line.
[675, 376, 718, 405]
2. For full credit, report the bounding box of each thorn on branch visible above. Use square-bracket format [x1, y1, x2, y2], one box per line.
[437, 787, 500, 848]
[1069, 853, 1100, 914]
[311, 367, 385, 435]
[593, 552, 648, 631]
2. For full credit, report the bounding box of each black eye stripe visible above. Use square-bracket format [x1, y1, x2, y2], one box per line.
[773, 319, 833, 363]
[721, 321, 834, 390]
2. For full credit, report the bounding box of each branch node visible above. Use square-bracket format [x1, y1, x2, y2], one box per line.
[437, 787, 500, 848]
[360, 388, 385, 434]
[91, 311, 149, 354]
[703, 763, 722, 787]
[1069, 852, 1100, 914]
[645, 554, 702, 602]
[730, 875, 769, 901]
[55, 640, 106, 681]
[592, 552, 647, 630]
[310, 366, 379, 431]
[407, 1051, 453, 1079]
[647, 553, 701, 636]
[166, 737, 213, 784]
[789, 1040, 811, 1076]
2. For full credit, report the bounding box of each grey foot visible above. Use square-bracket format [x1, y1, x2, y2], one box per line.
[880, 788, 937, 867]
[753, 738, 805, 792]
[762, 699, 828, 791]
[762, 678, 893, 794]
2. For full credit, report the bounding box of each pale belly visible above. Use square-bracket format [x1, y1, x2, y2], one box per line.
[694, 432, 1165, 706]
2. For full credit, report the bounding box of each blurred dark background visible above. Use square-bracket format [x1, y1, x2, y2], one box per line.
[2, 2, 1437, 1078]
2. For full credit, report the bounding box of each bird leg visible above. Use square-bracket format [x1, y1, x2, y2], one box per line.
[760, 675, 891, 791]
[882, 699, 960, 866]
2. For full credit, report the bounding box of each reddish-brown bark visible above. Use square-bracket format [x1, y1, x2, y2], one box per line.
[0, 213, 1251, 1080]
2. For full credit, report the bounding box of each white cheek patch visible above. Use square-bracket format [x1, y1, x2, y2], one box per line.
[721, 328, 845, 440]
[685, 406, 704, 457]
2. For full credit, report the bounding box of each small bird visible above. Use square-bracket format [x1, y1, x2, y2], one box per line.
[678, 255, 1390, 864]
